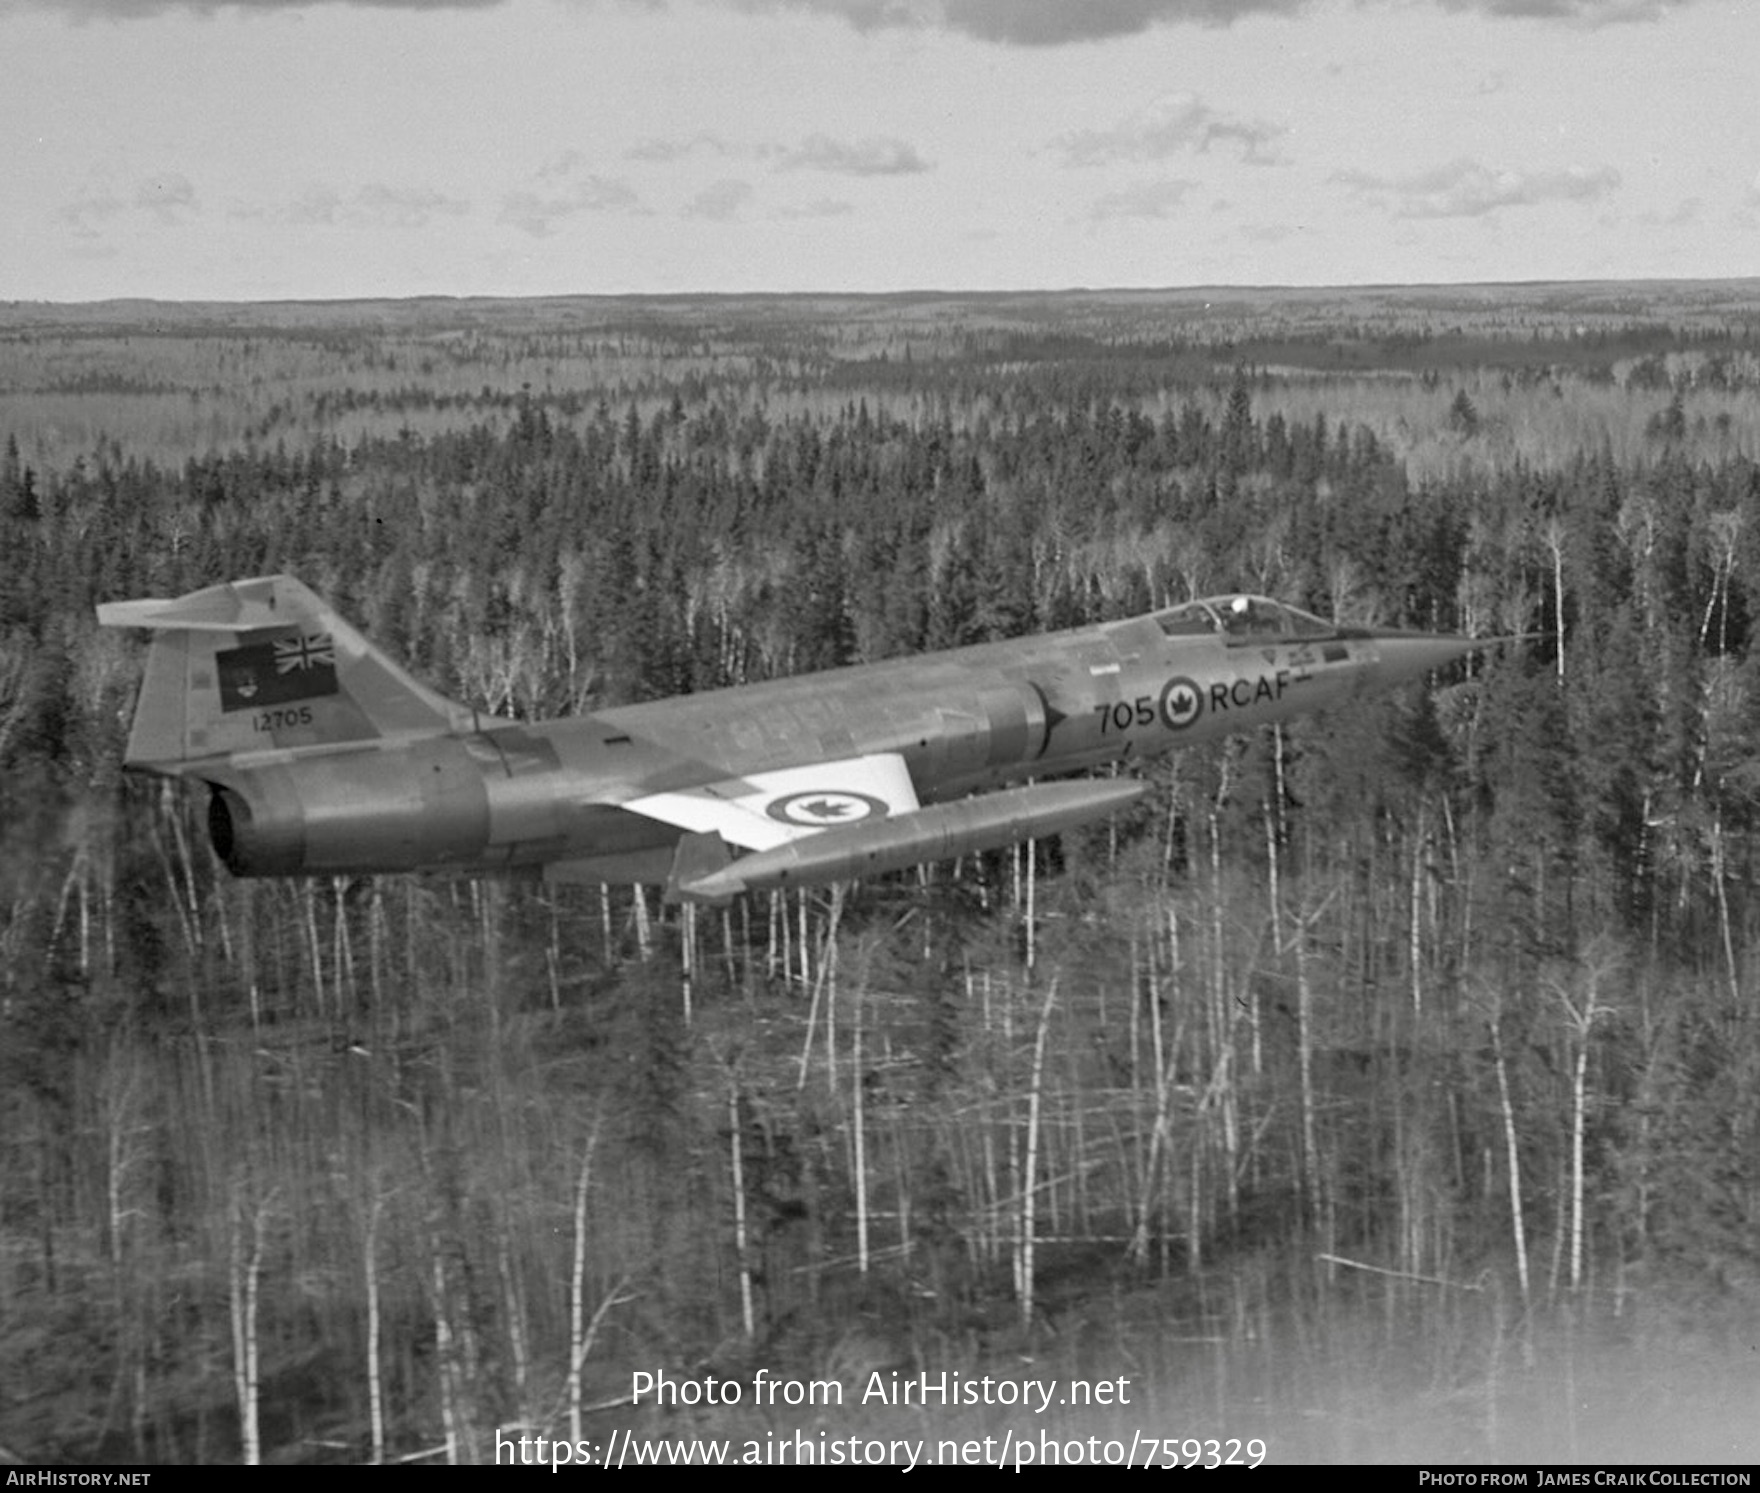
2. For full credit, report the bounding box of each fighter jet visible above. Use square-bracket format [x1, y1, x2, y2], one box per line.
[97, 576, 1485, 902]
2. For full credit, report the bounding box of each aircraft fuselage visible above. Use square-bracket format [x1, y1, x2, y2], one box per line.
[100, 577, 1481, 898]
[203, 608, 1401, 886]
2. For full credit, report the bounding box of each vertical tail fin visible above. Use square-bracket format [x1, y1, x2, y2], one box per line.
[97, 575, 472, 773]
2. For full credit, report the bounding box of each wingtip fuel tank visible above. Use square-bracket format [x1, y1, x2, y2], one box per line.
[672, 778, 1149, 903]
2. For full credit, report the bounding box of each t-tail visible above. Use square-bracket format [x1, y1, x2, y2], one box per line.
[97, 575, 475, 774]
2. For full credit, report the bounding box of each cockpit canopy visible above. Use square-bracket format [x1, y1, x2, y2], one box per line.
[1153, 594, 1338, 641]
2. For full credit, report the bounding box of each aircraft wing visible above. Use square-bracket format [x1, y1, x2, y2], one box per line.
[621, 751, 920, 852]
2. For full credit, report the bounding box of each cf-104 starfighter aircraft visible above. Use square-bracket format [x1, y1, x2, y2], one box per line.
[98, 576, 1484, 902]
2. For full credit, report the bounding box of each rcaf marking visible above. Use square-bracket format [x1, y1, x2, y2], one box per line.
[767, 790, 889, 827]
[1208, 672, 1291, 712]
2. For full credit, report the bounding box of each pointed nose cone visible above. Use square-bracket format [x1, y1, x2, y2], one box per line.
[1369, 631, 1495, 687]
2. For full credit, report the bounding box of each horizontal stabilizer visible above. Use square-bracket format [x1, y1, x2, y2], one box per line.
[97, 579, 310, 634]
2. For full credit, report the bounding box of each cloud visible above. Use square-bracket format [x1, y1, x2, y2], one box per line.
[536, 150, 593, 180]
[729, 0, 1699, 46]
[1636, 197, 1702, 228]
[59, 189, 129, 239]
[61, 172, 198, 237]
[25, 0, 501, 14]
[940, 0, 1303, 43]
[1054, 94, 1285, 167]
[623, 131, 929, 176]
[19, 0, 1705, 31]
[1086, 178, 1197, 222]
[134, 173, 198, 225]
[258, 182, 468, 229]
[684, 179, 753, 220]
[1335, 158, 1621, 218]
[775, 134, 931, 176]
[624, 134, 740, 164]
[498, 174, 644, 236]
[23, 0, 499, 14]
[732, 0, 1307, 45]
[1435, 0, 1682, 20]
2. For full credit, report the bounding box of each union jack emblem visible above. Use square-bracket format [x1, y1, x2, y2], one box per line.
[275, 633, 335, 674]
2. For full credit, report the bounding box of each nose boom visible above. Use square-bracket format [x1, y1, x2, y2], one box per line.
[1366, 631, 1496, 687]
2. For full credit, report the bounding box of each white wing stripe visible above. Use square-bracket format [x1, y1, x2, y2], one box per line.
[625, 752, 920, 852]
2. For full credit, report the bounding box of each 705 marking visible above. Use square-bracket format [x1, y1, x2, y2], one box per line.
[1095, 696, 1156, 735]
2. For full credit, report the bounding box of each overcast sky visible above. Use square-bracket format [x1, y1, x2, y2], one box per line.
[3, 0, 1756, 301]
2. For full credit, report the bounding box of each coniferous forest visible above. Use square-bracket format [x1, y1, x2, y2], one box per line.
[3, 284, 1759, 1465]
